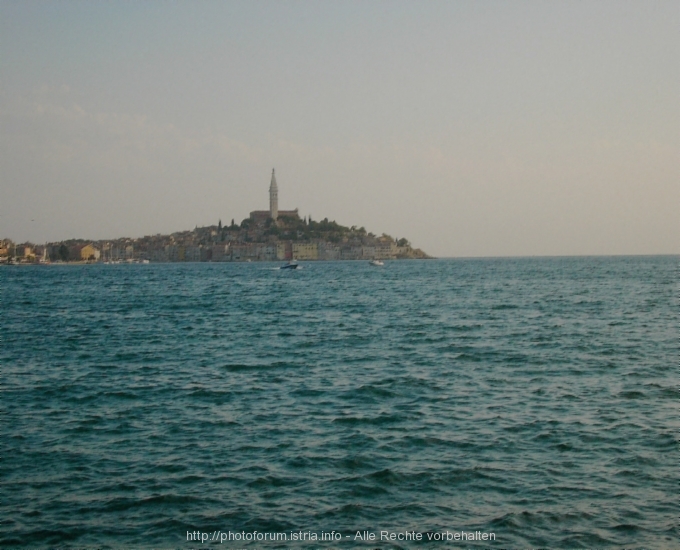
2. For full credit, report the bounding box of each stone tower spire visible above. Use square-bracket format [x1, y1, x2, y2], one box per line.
[269, 168, 278, 221]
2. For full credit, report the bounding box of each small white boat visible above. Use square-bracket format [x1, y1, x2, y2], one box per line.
[369, 259, 384, 266]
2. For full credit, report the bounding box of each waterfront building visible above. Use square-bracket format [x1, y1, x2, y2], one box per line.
[361, 246, 376, 259]
[149, 249, 168, 262]
[253, 244, 277, 261]
[211, 243, 229, 262]
[375, 241, 397, 259]
[165, 244, 178, 262]
[0, 240, 11, 259]
[277, 242, 293, 261]
[318, 242, 340, 260]
[80, 244, 101, 261]
[340, 247, 363, 260]
[292, 242, 318, 260]
[185, 246, 201, 262]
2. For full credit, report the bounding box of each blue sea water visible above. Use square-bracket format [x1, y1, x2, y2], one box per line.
[1, 257, 677, 549]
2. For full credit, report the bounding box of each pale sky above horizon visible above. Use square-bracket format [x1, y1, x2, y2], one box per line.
[1, 1, 678, 257]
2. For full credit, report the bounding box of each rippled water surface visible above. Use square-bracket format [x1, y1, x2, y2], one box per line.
[1, 257, 677, 549]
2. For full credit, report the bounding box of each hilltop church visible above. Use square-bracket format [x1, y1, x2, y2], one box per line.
[249, 169, 299, 224]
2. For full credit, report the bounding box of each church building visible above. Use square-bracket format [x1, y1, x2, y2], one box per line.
[249, 169, 299, 224]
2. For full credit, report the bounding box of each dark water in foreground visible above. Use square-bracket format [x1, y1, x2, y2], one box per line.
[1, 257, 677, 549]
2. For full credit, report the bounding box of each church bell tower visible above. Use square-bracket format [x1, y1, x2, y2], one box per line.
[269, 168, 278, 221]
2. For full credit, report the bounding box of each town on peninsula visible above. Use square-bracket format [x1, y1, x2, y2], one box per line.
[1, 170, 431, 264]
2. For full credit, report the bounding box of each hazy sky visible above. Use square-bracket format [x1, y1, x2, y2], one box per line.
[1, 1, 677, 256]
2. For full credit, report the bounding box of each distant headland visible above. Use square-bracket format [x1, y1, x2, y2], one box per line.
[1, 170, 431, 264]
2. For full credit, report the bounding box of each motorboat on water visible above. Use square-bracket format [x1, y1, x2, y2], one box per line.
[369, 259, 384, 266]
[280, 260, 299, 270]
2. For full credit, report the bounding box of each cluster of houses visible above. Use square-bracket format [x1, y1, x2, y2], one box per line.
[155, 237, 406, 262]
[1, 227, 423, 264]
[0, 240, 102, 264]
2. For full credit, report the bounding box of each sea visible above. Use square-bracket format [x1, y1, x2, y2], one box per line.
[1, 256, 677, 549]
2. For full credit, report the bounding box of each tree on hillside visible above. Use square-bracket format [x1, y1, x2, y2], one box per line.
[58, 244, 69, 262]
[264, 224, 280, 237]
